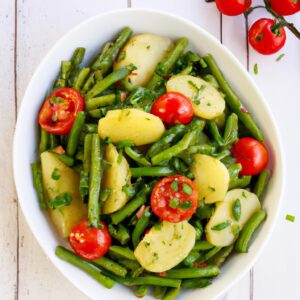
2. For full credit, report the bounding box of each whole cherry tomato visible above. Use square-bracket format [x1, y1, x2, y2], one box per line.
[69, 220, 111, 260]
[150, 92, 194, 126]
[38, 87, 84, 135]
[151, 175, 198, 223]
[248, 18, 286, 55]
[269, 0, 300, 16]
[231, 137, 269, 176]
[215, 0, 252, 16]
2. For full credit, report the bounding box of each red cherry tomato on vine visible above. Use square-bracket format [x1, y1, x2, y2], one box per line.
[249, 18, 286, 55]
[69, 220, 111, 260]
[231, 137, 269, 176]
[150, 92, 194, 126]
[269, 0, 300, 16]
[215, 0, 252, 16]
[151, 175, 198, 223]
[38, 87, 84, 135]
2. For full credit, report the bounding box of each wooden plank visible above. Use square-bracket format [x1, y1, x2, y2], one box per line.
[16, 1, 127, 299]
[0, 1, 18, 299]
[247, 3, 300, 300]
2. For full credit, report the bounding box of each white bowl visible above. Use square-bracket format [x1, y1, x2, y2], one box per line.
[13, 8, 285, 300]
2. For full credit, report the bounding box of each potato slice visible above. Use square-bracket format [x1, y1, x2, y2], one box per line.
[98, 108, 165, 146]
[114, 33, 173, 86]
[102, 144, 131, 214]
[166, 75, 225, 119]
[41, 152, 87, 237]
[190, 154, 229, 204]
[134, 221, 196, 272]
[206, 189, 261, 247]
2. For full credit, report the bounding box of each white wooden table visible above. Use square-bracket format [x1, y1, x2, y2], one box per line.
[1, 0, 299, 299]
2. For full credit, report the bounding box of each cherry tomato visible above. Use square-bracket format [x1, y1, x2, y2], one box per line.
[69, 220, 111, 260]
[151, 175, 198, 223]
[231, 137, 269, 176]
[269, 0, 300, 16]
[150, 92, 194, 126]
[248, 18, 286, 55]
[215, 0, 252, 16]
[38, 88, 84, 135]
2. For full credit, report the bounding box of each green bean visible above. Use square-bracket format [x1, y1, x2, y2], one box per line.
[146, 124, 186, 158]
[49, 134, 59, 149]
[122, 185, 137, 198]
[83, 134, 92, 172]
[221, 156, 236, 168]
[88, 134, 103, 228]
[187, 144, 217, 155]
[214, 149, 231, 160]
[162, 287, 181, 300]
[207, 121, 224, 146]
[254, 170, 270, 199]
[228, 163, 242, 179]
[204, 54, 264, 141]
[126, 276, 181, 288]
[179, 64, 193, 75]
[72, 67, 90, 91]
[108, 224, 130, 245]
[50, 152, 74, 167]
[235, 209, 267, 253]
[31, 162, 47, 210]
[151, 131, 197, 165]
[75, 149, 83, 161]
[39, 127, 49, 153]
[79, 170, 89, 199]
[132, 207, 151, 248]
[71, 47, 85, 68]
[88, 109, 104, 119]
[203, 74, 220, 89]
[183, 251, 201, 267]
[109, 246, 136, 260]
[90, 42, 114, 71]
[121, 78, 135, 92]
[52, 79, 66, 91]
[55, 246, 115, 289]
[223, 113, 238, 146]
[100, 188, 111, 203]
[124, 147, 151, 167]
[86, 66, 135, 99]
[134, 285, 148, 298]
[66, 111, 86, 156]
[111, 184, 151, 224]
[198, 247, 222, 263]
[153, 286, 167, 299]
[196, 205, 215, 219]
[166, 266, 220, 278]
[61, 60, 72, 80]
[82, 123, 98, 133]
[181, 278, 212, 289]
[117, 259, 144, 277]
[207, 245, 234, 267]
[93, 256, 127, 277]
[91, 27, 132, 74]
[147, 38, 188, 89]
[192, 220, 204, 240]
[193, 240, 215, 251]
[85, 94, 116, 110]
[229, 175, 251, 189]
[81, 72, 97, 93]
[130, 167, 175, 177]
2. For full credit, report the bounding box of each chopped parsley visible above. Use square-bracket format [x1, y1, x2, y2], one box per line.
[255, 34, 264, 42]
[211, 220, 231, 231]
[286, 214, 295, 223]
[49, 96, 64, 105]
[169, 197, 180, 209]
[253, 63, 258, 75]
[144, 241, 150, 248]
[48, 192, 72, 209]
[242, 191, 247, 198]
[154, 222, 163, 231]
[208, 186, 216, 192]
[153, 252, 159, 259]
[276, 53, 285, 62]
[146, 45, 151, 50]
[182, 183, 192, 195]
[51, 168, 60, 180]
[178, 200, 192, 210]
[188, 80, 205, 105]
[174, 234, 182, 240]
[171, 180, 179, 192]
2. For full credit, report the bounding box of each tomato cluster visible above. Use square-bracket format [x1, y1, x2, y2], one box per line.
[214, 0, 299, 55]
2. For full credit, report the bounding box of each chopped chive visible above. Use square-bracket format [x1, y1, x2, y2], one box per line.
[286, 214, 295, 223]
[253, 63, 258, 75]
[171, 180, 179, 192]
[276, 53, 285, 62]
[211, 220, 231, 231]
[182, 183, 192, 195]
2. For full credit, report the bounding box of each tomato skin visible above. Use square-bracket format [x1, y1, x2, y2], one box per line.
[231, 137, 269, 176]
[269, 0, 300, 16]
[38, 88, 84, 135]
[151, 175, 198, 223]
[69, 220, 111, 260]
[215, 0, 252, 16]
[249, 18, 286, 55]
[151, 92, 194, 126]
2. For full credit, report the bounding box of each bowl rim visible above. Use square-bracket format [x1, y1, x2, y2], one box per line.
[13, 7, 286, 300]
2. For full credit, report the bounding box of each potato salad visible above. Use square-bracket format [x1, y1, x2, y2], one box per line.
[31, 27, 270, 299]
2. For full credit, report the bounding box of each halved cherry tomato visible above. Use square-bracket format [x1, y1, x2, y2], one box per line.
[150, 92, 194, 126]
[231, 137, 269, 176]
[69, 220, 111, 260]
[269, 0, 300, 16]
[215, 0, 252, 16]
[151, 175, 198, 223]
[248, 18, 286, 55]
[38, 88, 84, 135]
